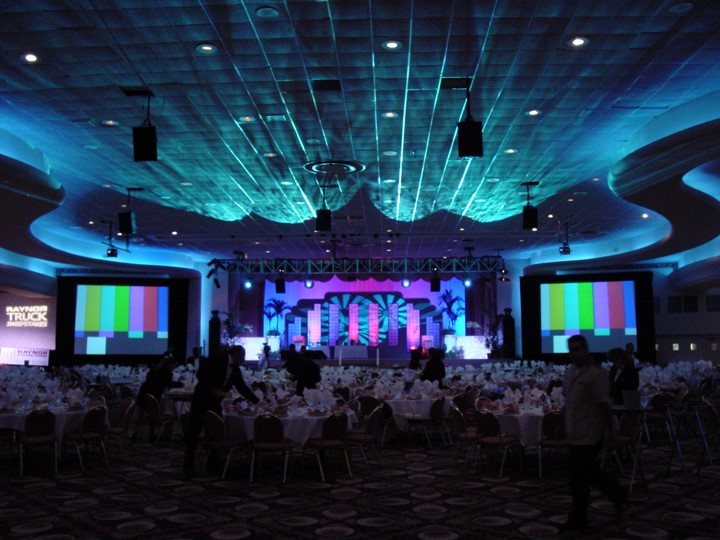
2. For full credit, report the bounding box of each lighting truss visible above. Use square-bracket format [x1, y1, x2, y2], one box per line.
[211, 256, 506, 277]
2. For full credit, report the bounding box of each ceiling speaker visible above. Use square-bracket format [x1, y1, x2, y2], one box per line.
[522, 205, 538, 230]
[430, 276, 441, 292]
[315, 209, 332, 232]
[118, 211, 136, 235]
[457, 119, 483, 158]
[133, 125, 157, 161]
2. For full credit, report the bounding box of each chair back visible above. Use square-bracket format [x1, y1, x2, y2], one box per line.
[253, 414, 284, 443]
[140, 393, 161, 415]
[648, 392, 674, 410]
[448, 405, 467, 436]
[119, 384, 134, 400]
[476, 411, 501, 438]
[24, 409, 56, 437]
[203, 410, 226, 443]
[540, 410, 565, 440]
[429, 397, 446, 420]
[82, 406, 107, 434]
[321, 412, 348, 441]
[334, 387, 351, 403]
[357, 396, 381, 418]
[451, 393, 467, 412]
[365, 406, 384, 437]
[465, 387, 480, 410]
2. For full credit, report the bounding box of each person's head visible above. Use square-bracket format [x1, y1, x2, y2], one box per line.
[625, 342, 635, 354]
[289, 344, 296, 352]
[608, 347, 626, 367]
[428, 348, 442, 362]
[567, 335, 589, 364]
[228, 345, 246, 365]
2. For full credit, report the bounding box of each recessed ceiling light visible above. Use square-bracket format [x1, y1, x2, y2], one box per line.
[171, 231, 178, 235]
[102, 183, 112, 188]
[238, 116, 256, 123]
[265, 250, 271, 254]
[475, 198, 487, 203]
[178, 242, 183, 246]
[21, 53, 39, 64]
[306, 138, 321, 144]
[386, 239, 392, 243]
[383, 199, 393, 203]
[459, 228, 465, 231]
[525, 109, 542, 117]
[264, 152, 279, 157]
[326, 249, 331, 253]
[381, 40, 403, 51]
[519, 239, 525, 242]
[547, 213, 554, 219]
[592, 177, 600, 182]
[532, 227, 538, 232]
[280, 180, 293, 186]
[295, 201, 304, 204]
[382, 150, 398, 156]
[256, 6, 279, 18]
[180, 181, 192, 186]
[382, 111, 399, 118]
[567, 198, 574, 202]
[503, 148, 518, 154]
[383, 178, 396, 183]
[161, 195, 171, 199]
[100, 119, 120, 127]
[204, 202, 216, 206]
[120, 203, 127, 208]
[642, 213, 649, 219]
[486, 178, 500, 183]
[568, 36, 589, 48]
[254, 241, 261, 245]
[195, 43, 217, 55]
[88, 220, 95, 225]
[669, 2, 694, 14]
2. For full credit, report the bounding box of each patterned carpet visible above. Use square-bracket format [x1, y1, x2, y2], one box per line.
[1, 432, 719, 539]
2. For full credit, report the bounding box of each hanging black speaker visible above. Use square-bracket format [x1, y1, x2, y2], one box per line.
[133, 125, 157, 161]
[457, 119, 484, 158]
[275, 279, 286, 294]
[522, 205, 538, 230]
[430, 276, 441, 292]
[118, 211, 136, 235]
[315, 209, 332, 232]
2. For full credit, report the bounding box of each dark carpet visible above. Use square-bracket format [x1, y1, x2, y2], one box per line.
[1, 433, 719, 539]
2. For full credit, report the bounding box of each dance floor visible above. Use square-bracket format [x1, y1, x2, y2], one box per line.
[1, 432, 719, 539]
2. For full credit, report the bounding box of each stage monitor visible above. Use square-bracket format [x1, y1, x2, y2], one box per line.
[520, 272, 655, 362]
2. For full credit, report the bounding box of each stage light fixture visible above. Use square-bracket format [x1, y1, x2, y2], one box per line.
[463, 278, 472, 288]
[559, 243, 572, 255]
[304, 279, 314, 289]
[558, 222, 572, 255]
[521, 181, 540, 230]
[106, 247, 118, 258]
[243, 279, 253, 289]
[401, 278, 411, 288]
[497, 258, 510, 282]
[457, 78, 483, 158]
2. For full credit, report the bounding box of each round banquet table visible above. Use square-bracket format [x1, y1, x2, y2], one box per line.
[384, 397, 449, 430]
[223, 410, 355, 445]
[0, 407, 87, 448]
[495, 412, 544, 448]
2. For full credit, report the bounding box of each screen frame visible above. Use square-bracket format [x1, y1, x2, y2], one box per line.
[520, 271, 655, 363]
[56, 276, 188, 366]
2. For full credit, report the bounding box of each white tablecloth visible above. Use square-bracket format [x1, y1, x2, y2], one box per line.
[384, 398, 449, 429]
[495, 413, 544, 447]
[0, 408, 87, 444]
[223, 412, 354, 445]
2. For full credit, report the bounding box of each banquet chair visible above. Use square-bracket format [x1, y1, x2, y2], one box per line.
[537, 410, 568, 478]
[137, 393, 177, 444]
[250, 413, 293, 483]
[601, 411, 645, 492]
[203, 410, 246, 479]
[696, 399, 720, 474]
[405, 397, 449, 449]
[347, 405, 384, 470]
[19, 409, 57, 476]
[333, 387, 351, 404]
[448, 405, 477, 466]
[357, 396, 382, 425]
[104, 398, 136, 452]
[380, 401, 396, 446]
[64, 406, 109, 472]
[118, 384, 135, 400]
[474, 411, 524, 477]
[304, 412, 352, 482]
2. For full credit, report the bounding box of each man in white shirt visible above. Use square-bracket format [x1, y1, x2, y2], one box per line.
[562, 335, 626, 531]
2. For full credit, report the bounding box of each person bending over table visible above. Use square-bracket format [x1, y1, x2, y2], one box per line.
[421, 348, 446, 386]
[183, 345, 259, 478]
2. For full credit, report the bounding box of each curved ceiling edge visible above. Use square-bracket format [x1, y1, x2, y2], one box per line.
[525, 119, 720, 276]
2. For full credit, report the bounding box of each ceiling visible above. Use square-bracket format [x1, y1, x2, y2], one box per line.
[1, 0, 720, 279]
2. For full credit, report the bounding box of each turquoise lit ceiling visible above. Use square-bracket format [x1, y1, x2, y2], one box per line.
[0, 0, 719, 265]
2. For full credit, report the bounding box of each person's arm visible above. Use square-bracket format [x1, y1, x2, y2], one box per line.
[227, 367, 259, 404]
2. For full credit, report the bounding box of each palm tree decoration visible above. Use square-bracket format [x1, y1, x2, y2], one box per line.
[438, 289, 465, 334]
[264, 298, 291, 334]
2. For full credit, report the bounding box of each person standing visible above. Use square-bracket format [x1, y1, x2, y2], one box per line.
[562, 335, 626, 531]
[185, 346, 206, 370]
[182, 345, 259, 477]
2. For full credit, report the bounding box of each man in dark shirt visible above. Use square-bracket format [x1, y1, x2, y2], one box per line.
[294, 356, 321, 396]
[421, 348, 446, 385]
[182, 345, 259, 477]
